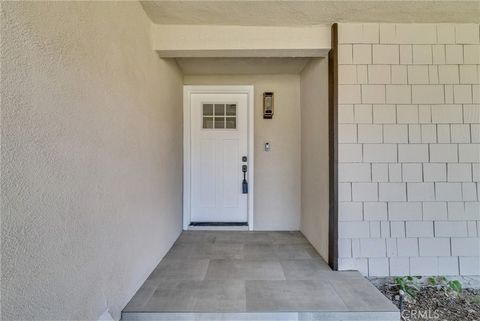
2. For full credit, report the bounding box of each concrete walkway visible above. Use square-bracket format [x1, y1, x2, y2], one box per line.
[122, 231, 399, 321]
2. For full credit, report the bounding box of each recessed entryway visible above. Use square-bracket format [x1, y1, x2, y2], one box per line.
[181, 57, 333, 266]
[183, 86, 254, 230]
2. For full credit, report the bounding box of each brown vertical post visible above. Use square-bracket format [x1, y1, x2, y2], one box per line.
[328, 23, 339, 270]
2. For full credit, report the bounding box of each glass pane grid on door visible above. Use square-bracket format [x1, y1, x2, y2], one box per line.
[203, 103, 236, 129]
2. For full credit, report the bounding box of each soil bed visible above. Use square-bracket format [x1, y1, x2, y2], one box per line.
[375, 283, 480, 321]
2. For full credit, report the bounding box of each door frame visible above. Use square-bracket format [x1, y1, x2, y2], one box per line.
[183, 85, 255, 230]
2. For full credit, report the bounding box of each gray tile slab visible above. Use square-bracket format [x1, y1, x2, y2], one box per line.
[142, 280, 246, 313]
[123, 280, 158, 311]
[142, 281, 196, 312]
[303, 245, 322, 258]
[176, 231, 217, 244]
[205, 259, 285, 280]
[190, 280, 246, 312]
[165, 242, 244, 260]
[148, 258, 209, 282]
[214, 231, 272, 244]
[280, 259, 332, 280]
[268, 232, 309, 245]
[273, 245, 319, 260]
[243, 244, 277, 259]
[243, 244, 319, 260]
[328, 278, 398, 312]
[245, 280, 348, 312]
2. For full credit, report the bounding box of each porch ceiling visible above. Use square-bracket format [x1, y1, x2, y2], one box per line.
[151, 24, 330, 58]
[141, 1, 479, 25]
[176, 57, 311, 75]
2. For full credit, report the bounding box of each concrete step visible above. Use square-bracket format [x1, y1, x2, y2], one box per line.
[122, 311, 399, 321]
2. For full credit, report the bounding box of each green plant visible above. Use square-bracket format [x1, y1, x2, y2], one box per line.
[447, 280, 462, 293]
[427, 276, 462, 295]
[394, 276, 421, 299]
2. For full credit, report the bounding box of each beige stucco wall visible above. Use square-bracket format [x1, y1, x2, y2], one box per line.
[1, 2, 183, 320]
[300, 58, 330, 261]
[184, 74, 301, 230]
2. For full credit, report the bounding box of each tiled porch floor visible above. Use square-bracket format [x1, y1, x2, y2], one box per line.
[122, 231, 398, 321]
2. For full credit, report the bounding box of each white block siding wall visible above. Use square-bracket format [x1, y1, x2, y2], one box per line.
[337, 23, 480, 277]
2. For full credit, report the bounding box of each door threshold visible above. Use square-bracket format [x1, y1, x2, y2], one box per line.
[190, 222, 248, 226]
[188, 222, 249, 231]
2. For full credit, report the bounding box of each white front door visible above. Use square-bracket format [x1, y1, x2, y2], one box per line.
[187, 90, 251, 224]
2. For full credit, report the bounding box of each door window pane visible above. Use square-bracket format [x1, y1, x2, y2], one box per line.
[215, 104, 225, 116]
[214, 117, 225, 128]
[225, 117, 236, 129]
[203, 117, 214, 128]
[203, 104, 213, 116]
[226, 104, 236, 116]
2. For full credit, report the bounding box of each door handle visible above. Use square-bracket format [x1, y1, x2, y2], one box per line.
[242, 165, 248, 194]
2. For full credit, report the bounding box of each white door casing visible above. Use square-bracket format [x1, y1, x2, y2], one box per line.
[183, 86, 254, 230]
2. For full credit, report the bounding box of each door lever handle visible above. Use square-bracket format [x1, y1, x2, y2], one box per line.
[242, 165, 248, 194]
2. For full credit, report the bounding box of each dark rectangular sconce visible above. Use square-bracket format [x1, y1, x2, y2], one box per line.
[263, 92, 274, 119]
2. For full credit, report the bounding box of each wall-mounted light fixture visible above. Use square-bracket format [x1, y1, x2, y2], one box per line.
[263, 92, 274, 119]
